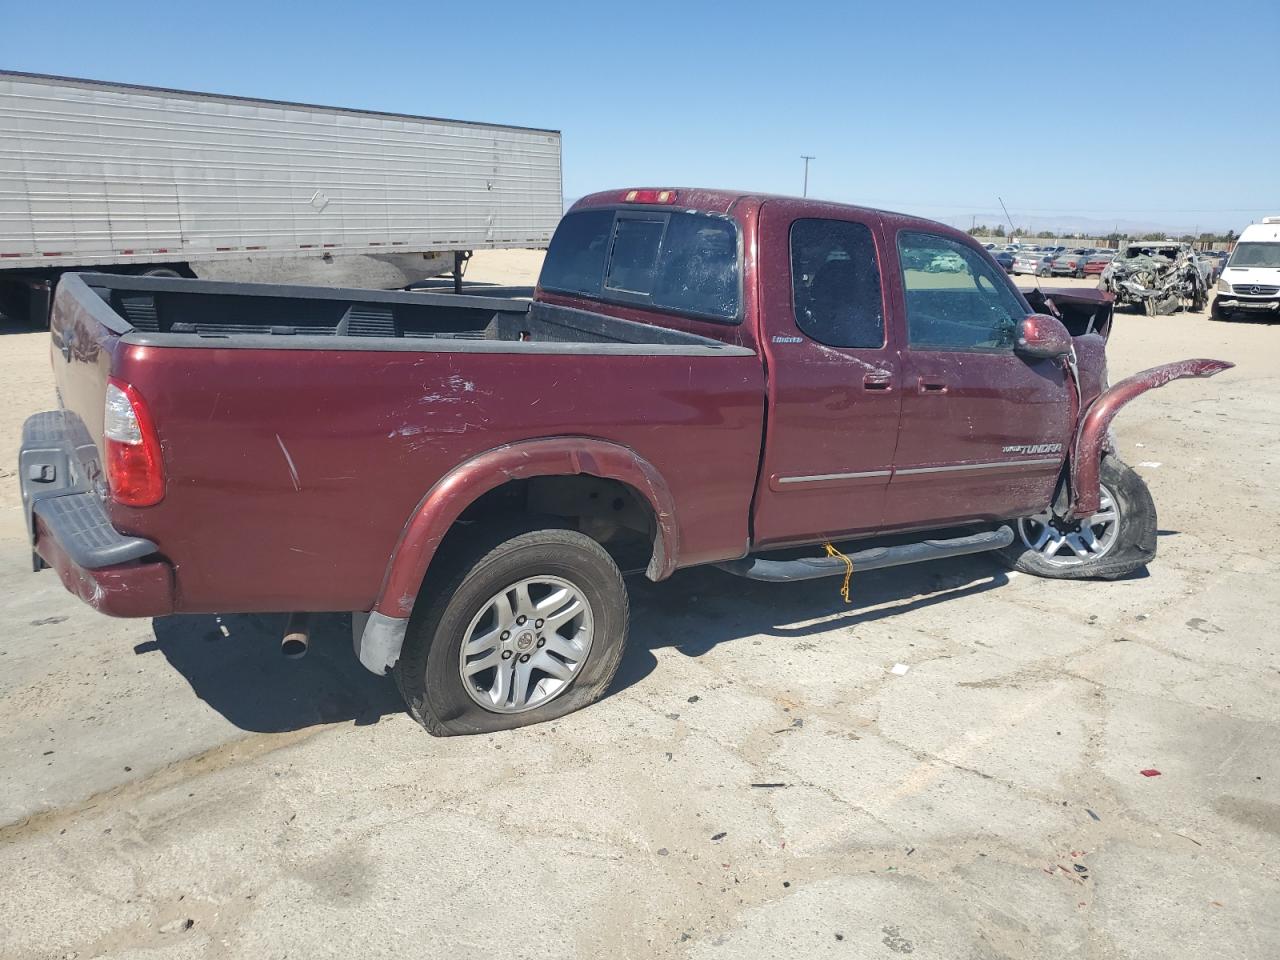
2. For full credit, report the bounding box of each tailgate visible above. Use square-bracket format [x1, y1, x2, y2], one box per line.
[48, 274, 133, 491]
[20, 275, 159, 573]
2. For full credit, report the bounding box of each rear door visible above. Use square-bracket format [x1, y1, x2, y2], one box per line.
[751, 200, 902, 546]
[884, 229, 1071, 528]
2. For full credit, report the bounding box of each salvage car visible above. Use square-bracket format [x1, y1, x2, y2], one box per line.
[1014, 252, 1056, 277]
[1212, 218, 1280, 320]
[1082, 252, 1115, 277]
[1050, 249, 1095, 278]
[19, 187, 1231, 735]
[992, 250, 1016, 274]
[1100, 242, 1210, 314]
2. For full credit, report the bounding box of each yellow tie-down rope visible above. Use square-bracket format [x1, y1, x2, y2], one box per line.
[823, 542, 854, 603]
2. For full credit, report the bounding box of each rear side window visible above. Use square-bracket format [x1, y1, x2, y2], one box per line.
[605, 218, 665, 294]
[538, 209, 614, 298]
[790, 218, 884, 348]
[539, 209, 741, 322]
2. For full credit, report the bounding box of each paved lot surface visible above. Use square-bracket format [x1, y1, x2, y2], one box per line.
[1, 254, 1277, 959]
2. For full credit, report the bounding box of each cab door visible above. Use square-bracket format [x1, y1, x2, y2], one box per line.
[751, 200, 902, 547]
[884, 229, 1071, 528]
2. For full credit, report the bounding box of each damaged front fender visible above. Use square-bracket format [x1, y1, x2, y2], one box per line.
[1069, 358, 1234, 516]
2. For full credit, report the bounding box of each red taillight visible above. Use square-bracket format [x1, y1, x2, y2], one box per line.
[621, 188, 678, 204]
[104, 378, 165, 507]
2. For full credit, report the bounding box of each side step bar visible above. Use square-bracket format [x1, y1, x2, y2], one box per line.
[715, 526, 1014, 583]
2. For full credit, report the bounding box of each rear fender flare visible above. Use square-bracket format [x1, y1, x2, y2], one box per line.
[373, 437, 679, 618]
[1069, 358, 1232, 516]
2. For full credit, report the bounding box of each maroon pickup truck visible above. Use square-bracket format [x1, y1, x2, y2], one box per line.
[19, 187, 1230, 735]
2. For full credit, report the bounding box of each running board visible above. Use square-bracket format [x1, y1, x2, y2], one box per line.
[715, 526, 1014, 583]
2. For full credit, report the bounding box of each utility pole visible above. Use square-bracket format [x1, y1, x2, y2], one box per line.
[800, 155, 815, 197]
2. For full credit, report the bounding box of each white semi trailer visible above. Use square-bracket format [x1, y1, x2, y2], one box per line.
[0, 71, 562, 323]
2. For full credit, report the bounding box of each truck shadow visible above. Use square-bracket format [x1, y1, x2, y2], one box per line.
[136, 612, 401, 733]
[613, 557, 1012, 696]
[136, 558, 1010, 733]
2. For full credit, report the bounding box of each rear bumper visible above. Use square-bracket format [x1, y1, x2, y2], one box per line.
[20, 410, 174, 617]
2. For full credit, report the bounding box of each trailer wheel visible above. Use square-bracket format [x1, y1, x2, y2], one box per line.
[394, 525, 629, 736]
[998, 457, 1156, 581]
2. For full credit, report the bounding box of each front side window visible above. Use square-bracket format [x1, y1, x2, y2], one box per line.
[898, 231, 1026, 351]
[789, 218, 884, 348]
[539, 209, 741, 321]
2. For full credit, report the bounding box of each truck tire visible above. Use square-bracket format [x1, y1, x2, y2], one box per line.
[998, 457, 1156, 581]
[394, 526, 629, 736]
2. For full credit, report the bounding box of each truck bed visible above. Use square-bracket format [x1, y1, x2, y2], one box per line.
[71, 273, 733, 353]
[42, 273, 764, 615]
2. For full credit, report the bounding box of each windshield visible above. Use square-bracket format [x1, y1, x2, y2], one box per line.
[1229, 242, 1280, 269]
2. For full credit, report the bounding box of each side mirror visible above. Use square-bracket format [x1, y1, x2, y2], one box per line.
[1015, 313, 1072, 359]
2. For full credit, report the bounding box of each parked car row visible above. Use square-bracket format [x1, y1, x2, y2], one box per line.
[985, 241, 1115, 277]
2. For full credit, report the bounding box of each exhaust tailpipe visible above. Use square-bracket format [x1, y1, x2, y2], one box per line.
[281, 613, 312, 659]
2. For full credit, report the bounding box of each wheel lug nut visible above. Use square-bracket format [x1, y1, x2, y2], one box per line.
[519, 653, 530, 663]
[535, 618, 544, 628]
[501, 650, 513, 660]
[500, 630, 510, 641]
[517, 615, 527, 625]
[536, 638, 545, 648]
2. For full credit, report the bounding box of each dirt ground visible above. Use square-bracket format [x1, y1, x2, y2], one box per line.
[1, 251, 1277, 959]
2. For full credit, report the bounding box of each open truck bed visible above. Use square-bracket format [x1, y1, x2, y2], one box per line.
[69, 273, 740, 351]
[31, 273, 762, 622]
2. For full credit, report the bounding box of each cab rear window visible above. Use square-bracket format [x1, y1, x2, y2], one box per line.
[539, 209, 741, 322]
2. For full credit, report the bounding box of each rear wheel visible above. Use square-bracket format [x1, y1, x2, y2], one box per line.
[394, 526, 629, 736]
[999, 457, 1156, 580]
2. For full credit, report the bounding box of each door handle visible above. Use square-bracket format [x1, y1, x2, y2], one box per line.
[917, 377, 948, 394]
[863, 371, 893, 391]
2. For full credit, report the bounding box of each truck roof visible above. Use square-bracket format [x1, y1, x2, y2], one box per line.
[571, 188, 971, 241]
[0, 70, 560, 136]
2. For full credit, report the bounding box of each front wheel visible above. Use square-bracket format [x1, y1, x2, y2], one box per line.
[394, 526, 629, 736]
[998, 457, 1156, 580]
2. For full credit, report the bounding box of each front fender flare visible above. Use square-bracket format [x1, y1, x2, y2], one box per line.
[1069, 358, 1232, 516]
[373, 437, 679, 620]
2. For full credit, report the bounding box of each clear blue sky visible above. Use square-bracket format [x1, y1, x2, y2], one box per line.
[3, 0, 1277, 234]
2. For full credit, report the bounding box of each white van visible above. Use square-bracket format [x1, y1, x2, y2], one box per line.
[1213, 217, 1280, 319]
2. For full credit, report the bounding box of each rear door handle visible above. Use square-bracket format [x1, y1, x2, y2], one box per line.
[863, 371, 893, 391]
[917, 377, 948, 394]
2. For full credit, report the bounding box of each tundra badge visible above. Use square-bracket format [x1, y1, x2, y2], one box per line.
[1002, 443, 1063, 455]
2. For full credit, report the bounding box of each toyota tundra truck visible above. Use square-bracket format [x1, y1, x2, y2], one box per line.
[18, 188, 1231, 735]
